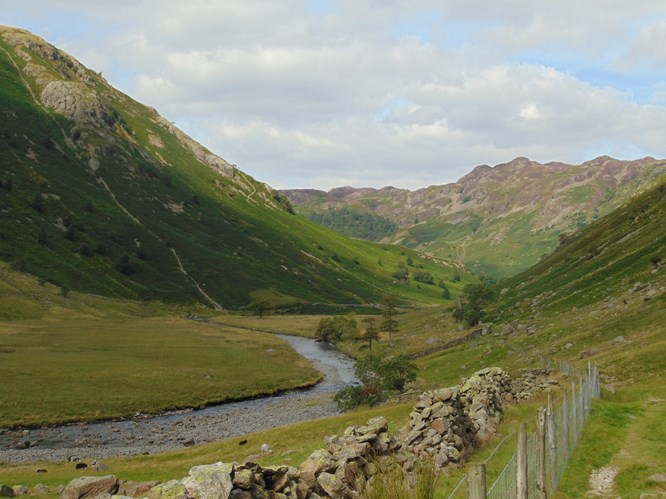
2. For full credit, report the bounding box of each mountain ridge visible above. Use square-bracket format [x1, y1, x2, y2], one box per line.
[282, 155, 666, 277]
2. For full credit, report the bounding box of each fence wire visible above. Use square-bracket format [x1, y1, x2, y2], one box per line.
[469, 361, 600, 498]
[487, 453, 517, 499]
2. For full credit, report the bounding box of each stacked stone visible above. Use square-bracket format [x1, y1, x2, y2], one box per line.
[511, 367, 557, 401]
[400, 386, 472, 470]
[459, 367, 513, 444]
[400, 367, 512, 470]
[85, 416, 400, 499]
[297, 415, 400, 498]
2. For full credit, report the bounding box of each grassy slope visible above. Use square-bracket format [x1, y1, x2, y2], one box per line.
[0, 28, 470, 309]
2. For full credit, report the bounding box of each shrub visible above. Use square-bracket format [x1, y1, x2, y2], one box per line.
[114, 254, 134, 275]
[316, 316, 358, 343]
[335, 353, 417, 411]
[413, 270, 434, 285]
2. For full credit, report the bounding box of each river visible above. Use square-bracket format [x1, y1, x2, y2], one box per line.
[0, 335, 358, 464]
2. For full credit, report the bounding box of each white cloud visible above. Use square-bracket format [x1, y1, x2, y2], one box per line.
[2, 0, 666, 189]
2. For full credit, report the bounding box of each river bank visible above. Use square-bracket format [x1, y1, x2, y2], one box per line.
[0, 335, 358, 464]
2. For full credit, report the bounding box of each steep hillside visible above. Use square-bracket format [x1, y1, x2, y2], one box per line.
[494, 177, 665, 321]
[282, 156, 666, 278]
[0, 26, 471, 308]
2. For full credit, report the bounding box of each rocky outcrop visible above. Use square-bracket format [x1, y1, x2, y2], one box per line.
[40, 80, 107, 125]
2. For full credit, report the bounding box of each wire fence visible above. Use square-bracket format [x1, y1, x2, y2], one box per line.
[448, 360, 600, 498]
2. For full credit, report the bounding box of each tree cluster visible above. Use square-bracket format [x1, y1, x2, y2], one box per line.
[452, 283, 495, 327]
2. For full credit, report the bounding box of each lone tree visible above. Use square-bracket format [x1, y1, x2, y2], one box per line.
[316, 315, 358, 344]
[452, 283, 495, 327]
[380, 295, 400, 346]
[359, 317, 380, 351]
[250, 300, 270, 319]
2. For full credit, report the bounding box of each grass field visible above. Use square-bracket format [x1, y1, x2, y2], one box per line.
[0, 316, 320, 428]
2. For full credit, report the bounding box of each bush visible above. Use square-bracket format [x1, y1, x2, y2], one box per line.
[316, 316, 358, 343]
[413, 270, 434, 285]
[114, 254, 134, 275]
[335, 353, 417, 411]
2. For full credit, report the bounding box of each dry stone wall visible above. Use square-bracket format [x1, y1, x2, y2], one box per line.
[58, 367, 514, 499]
[400, 367, 512, 470]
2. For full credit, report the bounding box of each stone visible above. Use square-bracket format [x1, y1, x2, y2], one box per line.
[31, 485, 49, 496]
[429, 418, 448, 435]
[647, 473, 666, 483]
[335, 460, 359, 486]
[262, 465, 290, 491]
[294, 482, 311, 499]
[148, 480, 188, 499]
[61, 475, 119, 499]
[233, 469, 254, 490]
[0, 485, 15, 498]
[122, 481, 160, 498]
[316, 472, 351, 499]
[299, 449, 333, 475]
[260, 443, 272, 454]
[182, 462, 234, 499]
[433, 388, 453, 402]
[11, 486, 27, 496]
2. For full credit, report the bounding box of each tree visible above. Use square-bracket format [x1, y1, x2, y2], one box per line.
[31, 193, 44, 212]
[114, 254, 134, 275]
[37, 226, 47, 246]
[316, 316, 358, 344]
[359, 317, 380, 351]
[380, 295, 399, 346]
[413, 270, 434, 284]
[391, 262, 408, 281]
[250, 300, 270, 319]
[452, 283, 495, 327]
[441, 284, 451, 300]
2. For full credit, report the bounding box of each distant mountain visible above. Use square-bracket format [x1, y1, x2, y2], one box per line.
[0, 26, 471, 308]
[282, 156, 666, 278]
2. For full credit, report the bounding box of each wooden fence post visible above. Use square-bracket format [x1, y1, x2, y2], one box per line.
[537, 407, 547, 498]
[467, 462, 487, 499]
[516, 422, 528, 499]
[547, 392, 557, 492]
[571, 381, 577, 443]
[562, 388, 569, 461]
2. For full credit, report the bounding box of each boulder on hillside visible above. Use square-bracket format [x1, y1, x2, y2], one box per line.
[60, 475, 119, 499]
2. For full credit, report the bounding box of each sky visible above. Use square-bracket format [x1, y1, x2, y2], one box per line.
[2, 1, 666, 190]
